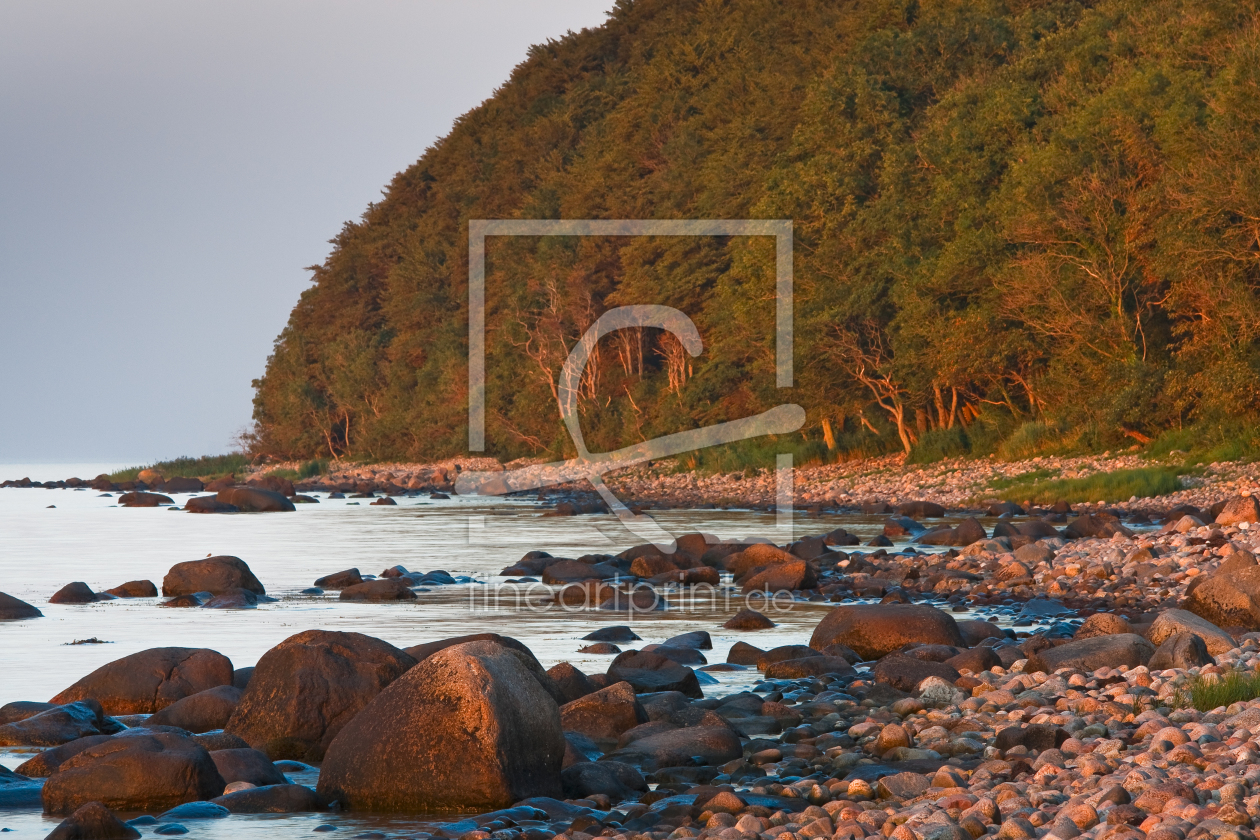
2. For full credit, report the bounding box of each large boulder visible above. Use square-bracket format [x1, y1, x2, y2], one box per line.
[809, 604, 966, 660]
[216, 487, 295, 512]
[607, 650, 703, 698]
[1147, 609, 1236, 656]
[404, 633, 537, 664]
[559, 681, 647, 749]
[210, 748, 288, 786]
[1186, 565, 1260, 630]
[185, 496, 240, 513]
[1026, 634, 1155, 674]
[1216, 496, 1260, 526]
[317, 640, 565, 813]
[41, 732, 226, 815]
[314, 568, 363, 589]
[896, 501, 946, 519]
[104, 580, 158, 598]
[161, 476, 204, 493]
[741, 560, 818, 592]
[52, 648, 234, 714]
[162, 556, 265, 597]
[44, 801, 141, 840]
[147, 685, 242, 732]
[225, 630, 416, 762]
[0, 765, 43, 808]
[0, 591, 42, 620]
[724, 544, 798, 578]
[763, 656, 855, 679]
[548, 663, 597, 704]
[0, 700, 122, 746]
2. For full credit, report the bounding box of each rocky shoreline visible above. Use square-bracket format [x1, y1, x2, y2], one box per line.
[3, 493, 1260, 840]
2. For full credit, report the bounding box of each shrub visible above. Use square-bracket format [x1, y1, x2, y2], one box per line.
[110, 453, 250, 482]
[907, 427, 970, 464]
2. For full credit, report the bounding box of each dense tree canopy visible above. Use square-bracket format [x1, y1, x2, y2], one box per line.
[250, 0, 1260, 464]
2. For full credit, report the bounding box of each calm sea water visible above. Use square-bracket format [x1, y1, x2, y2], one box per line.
[0, 463, 996, 837]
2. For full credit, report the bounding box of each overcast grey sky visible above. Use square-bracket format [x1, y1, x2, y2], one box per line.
[0, 0, 614, 465]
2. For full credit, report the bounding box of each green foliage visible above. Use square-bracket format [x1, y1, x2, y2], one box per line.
[299, 459, 329, 478]
[673, 435, 833, 475]
[986, 467, 1060, 492]
[247, 0, 1260, 464]
[995, 466, 1183, 504]
[1174, 670, 1260, 713]
[907, 427, 970, 464]
[110, 454, 249, 482]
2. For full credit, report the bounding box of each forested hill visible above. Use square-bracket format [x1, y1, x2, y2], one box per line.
[249, 0, 1260, 466]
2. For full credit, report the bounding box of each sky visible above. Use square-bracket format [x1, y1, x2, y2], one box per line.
[0, 0, 615, 466]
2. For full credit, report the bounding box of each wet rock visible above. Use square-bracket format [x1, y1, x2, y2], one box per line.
[957, 619, 1005, 646]
[641, 645, 706, 666]
[1148, 632, 1214, 670]
[105, 580, 158, 598]
[0, 591, 43, 620]
[662, 630, 712, 650]
[147, 686, 242, 733]
[52, 648, 234, 714]
[542, 560, 619, 584]
[211, 783, 325, 813]
[723, 608, 775, 630]
[16, 734, 114, 776]
[203, 588, 273, 610]
[946, 646, 1002, 673]
[42, 732, 226, 815]
[726, 641, 765, 666]
[44, 801, 141, 840]
[547, 663, 597, 704]
[216, 487, 295, 512]
[317, 640, 565, 812]
[579, 642, 620, 654]
[157, 801, 229, 820]
[0, 700, 57, 725]
[1148, 609, 1236, 656]
[897, 501, 946, 519]
[50, 582, 98, 604]
[871, 655, 960, 693]
[764, 656, 855, 679]
[560, 761, 646, 800]
[338, 579, 417, 601]
[559, 682, 647, 750]
[184, 496, 239, 514]
[876, 771, 931, 800]
[118, 491, 174, 507]
[1026, 633, 1154, 673]
[232, 668, 253, 691]
[884, 517, 925, 537]
[404, 633, 538, 664]
[810, 604, 966, 660]
[607, 650, 703, 698]
[226, 630, 416, 763]
[0, 700, 122, 746]
[605, 725, 741, 769]
[313, 569, 363, 589]
[162, 557, 265, 597]
[0, 764, 43, 807]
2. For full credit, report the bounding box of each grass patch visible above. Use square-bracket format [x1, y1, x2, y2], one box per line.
[109, 453, 250, 482]
[1146, 421, 1260, 465]
[1174, 669, 1260, 712]
[672, 436, 835, 475]
[298, 459, 329, 478]
[986, 467, 1060, 492]
[993, 466, 1184, 504]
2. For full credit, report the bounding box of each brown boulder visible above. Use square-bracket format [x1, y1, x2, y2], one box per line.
[185, 496, 240, 513]
[741, 560, 817, 592]
[209, 747, 288, 786]
[0, 591, 42, 620]
[559, 681, 647, 749]
[763, 656, 855, 679]
[52, 648, 233, 714]
[1074, 613, 1133, 639]
[547, 663, 596, 704]
[607, 650, 702, 698]
[810, 604, 966, 660]
[104, 580, 157, 598]
[44, 801, 140, 840]
[1216, 496, 1260, 526]
[872, 654, 960, 692]
[118, 491, 174, 507]
[317, 640, 565, 812]
[1026, 634, 1154, 673]
[313, 568, 363, 589]
[216, 487, 295, 512]
[338, 579, 417, 601]
[0, 701, 121, 747]
[723, 608, 775, 630]
[225, 630, 416, 762]
[146, 685, 242, 733]
[1185, 565, 1260, 630]
[41, 732, 226, 815]
[50, 582, 98, 604]
[725, 544, 796, 578]
[162, 556, 265, 596]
